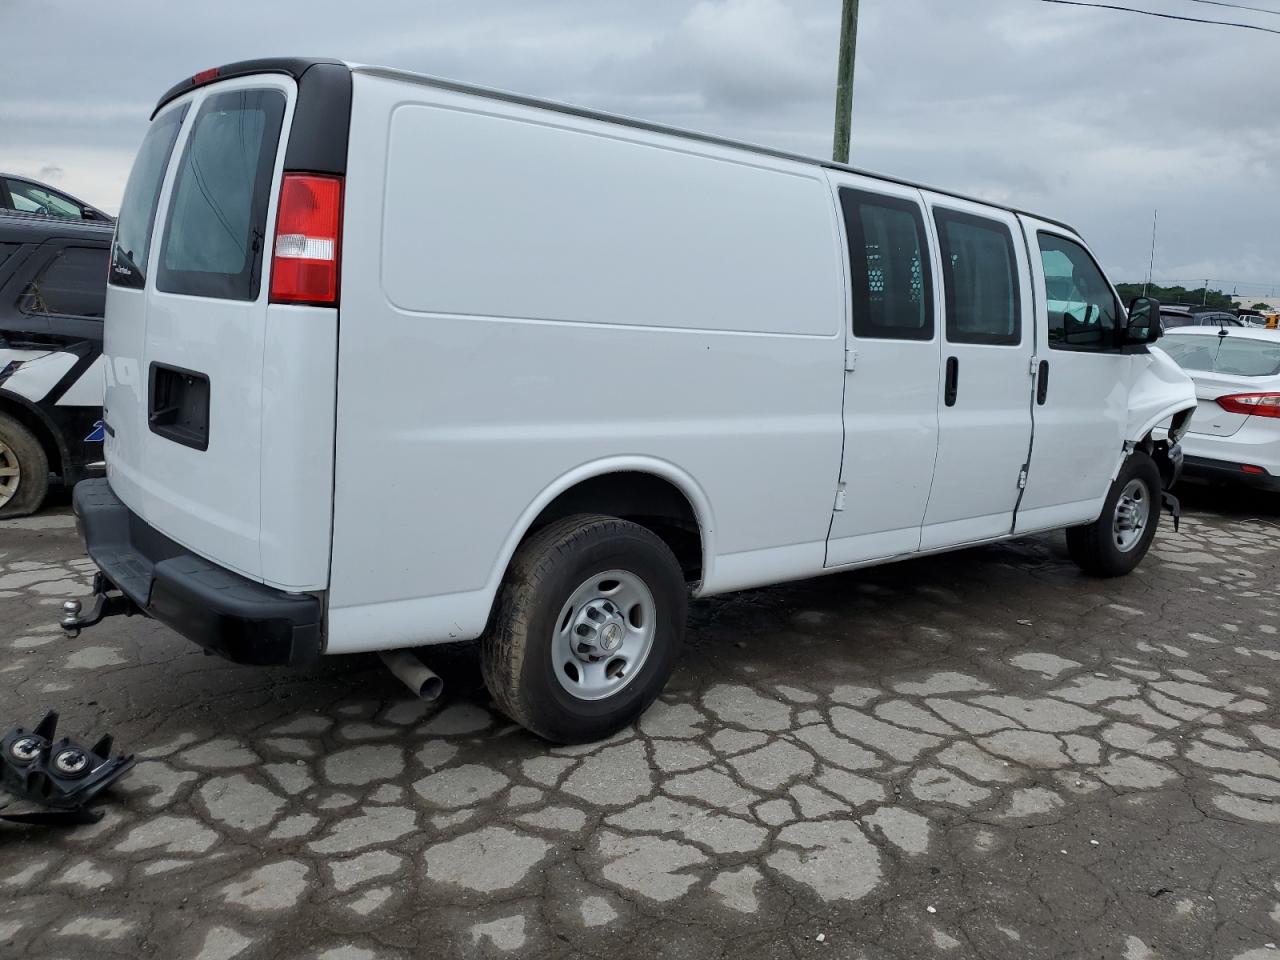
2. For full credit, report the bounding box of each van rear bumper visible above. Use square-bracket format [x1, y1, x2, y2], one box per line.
[71, 479, 322, 665]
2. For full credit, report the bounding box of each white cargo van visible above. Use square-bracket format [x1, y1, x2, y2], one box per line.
[64, 59, 1196, 743]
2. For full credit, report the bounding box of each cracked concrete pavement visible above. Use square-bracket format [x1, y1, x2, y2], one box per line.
[2, 488, 1280, 959]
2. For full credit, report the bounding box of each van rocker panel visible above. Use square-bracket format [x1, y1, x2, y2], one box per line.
[73, 479, 321, 665]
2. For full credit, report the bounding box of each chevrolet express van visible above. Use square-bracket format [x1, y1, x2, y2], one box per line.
[64, 59, 1196, 743]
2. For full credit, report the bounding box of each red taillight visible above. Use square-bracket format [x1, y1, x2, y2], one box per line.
[269, 174, 343, 306]
[191, 67, 220, 85]
[1216, 393, 1280, 419]
[1242, 464, 1266, 475]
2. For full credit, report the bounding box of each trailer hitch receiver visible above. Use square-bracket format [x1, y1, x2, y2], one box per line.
[60, 573, 137, 638]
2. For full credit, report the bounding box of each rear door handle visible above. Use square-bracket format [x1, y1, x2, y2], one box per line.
[944, 356, 959, 407]
[1036, 359, 1049, 405]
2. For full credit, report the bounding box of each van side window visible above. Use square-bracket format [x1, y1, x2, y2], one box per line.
[934, 209, 1020, 346]
[840, 189, 933, 341]
[1038, 233, 1119, 351]
[20, 246, 109, 318]
[156, 89, 285, 301]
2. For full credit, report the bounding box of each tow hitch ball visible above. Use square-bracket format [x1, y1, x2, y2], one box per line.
[60, 574, 135, 638]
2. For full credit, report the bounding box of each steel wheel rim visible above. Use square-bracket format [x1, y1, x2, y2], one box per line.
[1113, 478, 1150, 553]
[0, 437, 20, 509]
[551, 569, 657, 701]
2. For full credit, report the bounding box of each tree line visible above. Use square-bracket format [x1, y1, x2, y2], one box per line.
[1113, 282, 1245, 311]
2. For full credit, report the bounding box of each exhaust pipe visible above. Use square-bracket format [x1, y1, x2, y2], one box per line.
[378, 650, 444, 702]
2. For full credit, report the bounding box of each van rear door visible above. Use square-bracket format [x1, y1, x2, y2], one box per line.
[104, 63, 349, 591]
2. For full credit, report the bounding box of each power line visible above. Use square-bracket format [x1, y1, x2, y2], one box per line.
[1186, 0, 1280, 17]
[1038, 0, 1280, 34]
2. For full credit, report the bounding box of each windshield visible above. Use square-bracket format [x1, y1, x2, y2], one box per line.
[110, 105, 187, 289]
[1161, 334, 1280, 377]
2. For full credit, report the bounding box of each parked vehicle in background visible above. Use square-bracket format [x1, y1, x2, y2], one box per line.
[1236, 309, 1267, 327]
[1159, 326, 1280, 491]
[1, 174, 113, 223]
[1160, 306, 1243, 331]
[66, 58, 1196, 743]
[0, 211, 111, 517]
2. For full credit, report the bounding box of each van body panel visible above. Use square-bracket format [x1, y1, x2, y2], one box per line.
[105, 73, 337, 591]
[823, 175, 942, 568]
[918, 194, 1035, 548]
[1125, 346, 1206, 443]
[103, 100, 193, 533]
[110, 76, 298, 580]
[325, 73, 845, 648]
[1013, 216, 1134, 532]
[259, 303, 338, 591]
[328, 453, 717, 652]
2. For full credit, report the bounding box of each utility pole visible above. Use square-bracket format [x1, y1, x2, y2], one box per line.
[1203, 280, 1210, 306]
[1143, 209, 1157, 297]
[832, 0, 861, 164]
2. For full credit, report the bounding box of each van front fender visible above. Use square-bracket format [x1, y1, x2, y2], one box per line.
[1125, 346, 1197, 444]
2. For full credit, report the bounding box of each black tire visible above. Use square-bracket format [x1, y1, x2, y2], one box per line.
[481, 514, 687, 744]
[0, 412, 50, 520]
[1065, 450, 1161, 577]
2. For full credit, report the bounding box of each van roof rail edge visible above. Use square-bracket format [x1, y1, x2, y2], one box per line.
[153, 57, 1079, 236]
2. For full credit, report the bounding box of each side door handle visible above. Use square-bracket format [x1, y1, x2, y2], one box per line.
[1036, 359, 1049, 405]
[944, 356, 959, 407]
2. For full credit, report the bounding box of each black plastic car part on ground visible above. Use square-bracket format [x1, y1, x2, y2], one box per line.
[69, 479, 323, 666]
[0, 711, 135, 826]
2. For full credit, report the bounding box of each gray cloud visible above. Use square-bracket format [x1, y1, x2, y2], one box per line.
[2, 0, 1275, 293]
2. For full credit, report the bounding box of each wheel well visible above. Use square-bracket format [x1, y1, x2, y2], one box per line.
[1136, 413, 1189, 490]
[0, 395, 63, 482]
[525, 472, 704, 584]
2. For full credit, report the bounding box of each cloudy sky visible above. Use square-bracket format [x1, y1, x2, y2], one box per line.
[4, 0, 1276, 298]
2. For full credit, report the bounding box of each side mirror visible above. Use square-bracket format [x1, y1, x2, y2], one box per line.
[1125, 296, 1161, 346]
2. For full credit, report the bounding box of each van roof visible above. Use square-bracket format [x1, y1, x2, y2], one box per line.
[155, 57, 1079, 235]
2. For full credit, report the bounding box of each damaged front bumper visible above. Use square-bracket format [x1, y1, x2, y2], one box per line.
[61, 479, 323, 666]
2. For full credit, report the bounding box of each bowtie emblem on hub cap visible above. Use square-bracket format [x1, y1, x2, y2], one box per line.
[600, 622, 623, 652]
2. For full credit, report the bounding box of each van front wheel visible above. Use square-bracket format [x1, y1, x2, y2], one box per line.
[0, 413, 50, 519]
[481, 514, 687, 744]
[1065, 450, 1161, 577]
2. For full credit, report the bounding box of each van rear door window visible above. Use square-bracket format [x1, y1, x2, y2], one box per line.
[156, 88, 285, 301]
[111, 105, 187, 289]
[839, 189, 933, 341]
[934, 209, 1020, 346]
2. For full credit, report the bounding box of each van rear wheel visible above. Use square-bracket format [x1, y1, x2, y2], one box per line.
[481, 514, 687, 744]
[0, 413, 50, 519]
[1065, 450, 1161, 578]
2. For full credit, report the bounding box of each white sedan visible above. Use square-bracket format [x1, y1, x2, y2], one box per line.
[1158, 326, 1280, 492]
